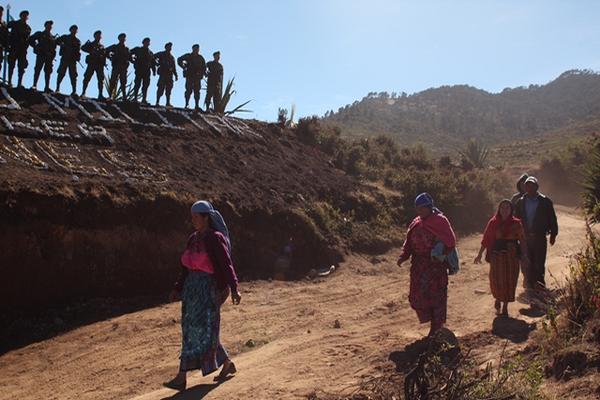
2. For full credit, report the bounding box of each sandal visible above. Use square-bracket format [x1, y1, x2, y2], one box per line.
[214, 361, 237, 382]
[163, 378, 186, 391]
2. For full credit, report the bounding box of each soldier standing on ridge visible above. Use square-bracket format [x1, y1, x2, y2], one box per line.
[177, 44, 206, 110]
[106, 33, 130, 101]
[81, 30, 106, 100]
[0, 7, 8, 79]
[56, 25, 81, 96]
[7, 10, 31, 88]
[130, 37, 155, 104]
[205, 51, 223, 113]
[29, 20, 58, 93]
[154, 42, 178, 107]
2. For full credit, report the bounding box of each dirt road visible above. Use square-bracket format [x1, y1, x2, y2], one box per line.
[0, 206, 586, 400]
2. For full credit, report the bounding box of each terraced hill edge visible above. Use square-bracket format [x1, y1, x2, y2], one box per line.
[0, 85, 361, 314]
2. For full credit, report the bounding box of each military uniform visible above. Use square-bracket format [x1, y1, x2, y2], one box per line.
[130, 46, 155, 103]
[154, 50, 177, 106]
[81, 39, 106, 99]
[0, 20, 8, 77]
[29, 30, 57, 92]
[205, 59, 223, 111]
[106, 42, 130, 100]
[7, 19, 31, 87]
[177, 52, 206, 108]
[56, 34, 81, 95]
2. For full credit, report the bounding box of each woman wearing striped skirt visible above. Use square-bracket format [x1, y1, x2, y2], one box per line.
[474, 199, 528, 317]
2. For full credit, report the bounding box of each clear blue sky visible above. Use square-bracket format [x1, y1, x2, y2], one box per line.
[7, 0, 600, 121]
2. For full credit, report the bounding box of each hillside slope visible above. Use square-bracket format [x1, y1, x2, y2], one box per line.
[0, 85, 358, 319]
[324, 69, 600, 147]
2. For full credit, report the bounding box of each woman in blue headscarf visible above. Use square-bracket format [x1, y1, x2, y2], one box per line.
[164, 201, 241, 391]
[397, 193, 457, 336]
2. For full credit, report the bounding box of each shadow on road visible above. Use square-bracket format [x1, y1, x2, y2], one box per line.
[492, 316, 536, 343]
[161, 377, 232, 399]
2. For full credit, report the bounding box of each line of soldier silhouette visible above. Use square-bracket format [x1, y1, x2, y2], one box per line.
[0, 8, 225, 111]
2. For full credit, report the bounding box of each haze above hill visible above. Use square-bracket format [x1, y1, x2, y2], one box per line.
[323, 70, 600, 148]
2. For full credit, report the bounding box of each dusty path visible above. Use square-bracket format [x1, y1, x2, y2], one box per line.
[0, 206, 586, 400]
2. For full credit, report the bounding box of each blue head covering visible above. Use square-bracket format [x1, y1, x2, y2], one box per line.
[191, 200, 232, 254]
[414, 192, 441, 214]
[415, 192, 434, 208]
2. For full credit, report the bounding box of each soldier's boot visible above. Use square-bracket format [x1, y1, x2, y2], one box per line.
[141, 88, 148, 105]
[17, 71, 25, 88]
[97, 80, 105, 101]
[184, 93, 190, 109]
[44, 72, 52, 93]
[32, 70, 40, 90]
[71, 81, 77, 97]
[7, 66, 14, 87]
[81, 80, 89, 97]
[166, 94, 172, 107]
[56, 75, 63, 93]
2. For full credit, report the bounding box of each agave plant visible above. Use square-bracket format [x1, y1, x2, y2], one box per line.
[459, 138, 489, 169]
[214, 77, 252, 116]
[277, 103, 296, 127]
[103, 68, 138, 101]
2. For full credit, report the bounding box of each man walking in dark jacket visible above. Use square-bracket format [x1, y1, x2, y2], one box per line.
[515, 176, 558, 291]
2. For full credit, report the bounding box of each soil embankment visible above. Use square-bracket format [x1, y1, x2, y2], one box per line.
[0, 206, 585, 400]
[0, 86, 358, 324]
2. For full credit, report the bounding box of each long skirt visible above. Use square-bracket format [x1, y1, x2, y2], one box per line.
[179, 271, 228, 374]
[409, 255, 448, 325]
[489, 250, 520, 302]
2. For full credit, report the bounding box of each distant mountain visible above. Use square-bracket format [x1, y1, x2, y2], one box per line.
[323, 69, 600, 147]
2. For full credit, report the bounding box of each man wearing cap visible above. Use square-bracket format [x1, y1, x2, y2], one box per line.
[106, 33, 130, 101]
[177, 44, 206, 110]
[29, 20, 58, 92]
[514, 176, 558, 292]
[130, 37, 155, 104]
[154, 42, 178, 107]
[205, 51, 223, 112]
[7, 10, 31, 87]
[0, 7, 8, 78]
[81, 30, 106, 100]
[56, 25, 81, 96]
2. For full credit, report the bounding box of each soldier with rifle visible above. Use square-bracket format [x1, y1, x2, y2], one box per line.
[55, 24, 81, 96]
[7, 10, 31, 87]
[205, 51, 223, 112]
[81, 30, 106, 100]
[154, 42, 177, 107]
[0, 7, 8, 79]
[129, 37, 155, 104]
[106, 33, 130, 101]
[177, 44, 206, 110]
[29, 20, 57, 93]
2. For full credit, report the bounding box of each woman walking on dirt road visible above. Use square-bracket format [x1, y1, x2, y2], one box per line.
[164, 201, 242, 391]
[474, 199, 528, 316]
[397, 193, 458, 337]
